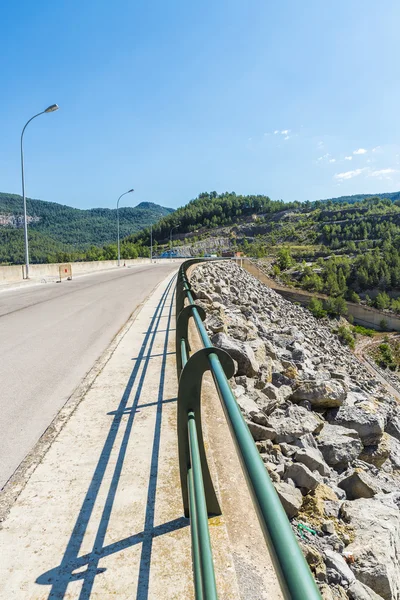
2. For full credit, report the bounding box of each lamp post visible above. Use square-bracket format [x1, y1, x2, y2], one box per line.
[150, 224, 153, 263]
[21, 104, 59, 279]
[170, 225, 179, 258]
[117, 189, 134, 266]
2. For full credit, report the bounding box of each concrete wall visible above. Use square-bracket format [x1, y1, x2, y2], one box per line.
[0, 258, 180, 285]
[241, 259, 400, 332]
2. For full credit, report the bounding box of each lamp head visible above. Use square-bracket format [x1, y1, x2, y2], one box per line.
[128, 189, 134, 193]
[44, 104, 59, 113]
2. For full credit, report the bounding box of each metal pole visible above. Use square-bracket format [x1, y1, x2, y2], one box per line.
[150, 224, 153, 263]
[20, 104, 59, 279]
[170, 225, 178, 258]
[188, 412, 218, 600]
[116, 189, 134, 267]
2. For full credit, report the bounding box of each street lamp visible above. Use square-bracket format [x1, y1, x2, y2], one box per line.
[117, 189, 134, 266]
[150, 224, 153, 263]
[170, 225, 179, 258]
[21, 104, 59, 278]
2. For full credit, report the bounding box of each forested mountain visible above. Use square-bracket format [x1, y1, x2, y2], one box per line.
[0, 192, 173, 264]
[314, 190, 400, 205]
[128, 191, 301, 245]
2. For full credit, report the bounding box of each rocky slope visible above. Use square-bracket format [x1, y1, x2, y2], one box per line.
[190, 260, 400, 600]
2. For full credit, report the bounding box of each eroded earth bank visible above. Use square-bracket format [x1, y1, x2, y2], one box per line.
[190, 261, 400, 600]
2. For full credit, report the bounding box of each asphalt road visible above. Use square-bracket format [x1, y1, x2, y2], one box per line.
[0, 263, 177, 489]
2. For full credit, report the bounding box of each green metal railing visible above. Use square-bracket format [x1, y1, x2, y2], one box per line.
[175, 259, 322, 600]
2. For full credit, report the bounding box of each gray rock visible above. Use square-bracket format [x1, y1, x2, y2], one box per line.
[387, 434, 400, 469]
[273, 481, 303, 518]
[323, 549, 356, 584]
[341, 494, 400, 599]
[322, 520, 336, 535]
[261, 383, 281, 401]
[348, 580, 385, 600]
[294, 447, 331, 476]
[338, 470, 381, 500]
[284, 462, 320, 493]
[212, 332, 259, 377]
[245, 419, 276, 442]
[327, 404, 385, 445]
[291, 380, 347, 408]
[267, 404, 324, 443]
[386, 406, 400, 442]
[280, 442, 297, 457]
[236, 394, 269, 426]
[294, 432, 319, 450]
[324, 500, 341, 518]
[249, 338, 268, 365]
[317, 424, 362, 468]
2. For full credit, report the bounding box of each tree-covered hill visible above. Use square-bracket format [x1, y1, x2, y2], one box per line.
[0, 192, 173, 264]
[128, 191, 301, 245]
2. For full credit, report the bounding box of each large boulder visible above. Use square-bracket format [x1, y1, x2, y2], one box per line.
[338, 470, 381, 500]
[294, 447, 331, 476]
[266, 404, 323, 443]
[284, 462, 321, 494]
[348, 580, 386, 600]
[386, 406, 400, 442]
[327, 403, 385, 445]
[359, 435, 391, 468]
[323, 548, 356, 584]
[340, 494, 400, 599]
[245, 420, 276, 442]
[236, 393, 269, 426]
[274, 481, 303, 518]
[291, 380, 347, 408]
[316, 424, 362, 468]
[212, 332, 259, 377]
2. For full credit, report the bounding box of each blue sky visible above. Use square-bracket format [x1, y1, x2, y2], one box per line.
[1, 0, 400, 210]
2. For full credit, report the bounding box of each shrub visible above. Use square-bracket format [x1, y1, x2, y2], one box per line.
[352, 325, 375, 337]
[347, 290, 360, 304]
[375, 292, 391, 310]
[337, 325, 355, 350]
[308, 297, 326, 319]
[380, 318, 388, 331]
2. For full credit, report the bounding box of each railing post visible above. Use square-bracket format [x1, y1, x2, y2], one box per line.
[177, 347, 234, 518]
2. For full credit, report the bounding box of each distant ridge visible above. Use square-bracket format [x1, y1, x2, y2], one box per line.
[315, 190, 400, 205]
[0, 191, 174, 263]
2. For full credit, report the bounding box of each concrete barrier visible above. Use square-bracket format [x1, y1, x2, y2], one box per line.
[241, 259, 400, 332]
[0, 258, 180, 285]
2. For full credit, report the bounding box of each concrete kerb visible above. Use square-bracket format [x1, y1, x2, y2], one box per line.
[0, 258, 183, 293]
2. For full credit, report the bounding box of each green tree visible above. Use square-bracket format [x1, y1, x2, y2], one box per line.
[375, 292, 391, 310]
[308, 297, 326, 319]
[277, 247, 293, 270]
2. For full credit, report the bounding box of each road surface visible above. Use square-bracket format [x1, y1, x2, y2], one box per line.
[0, 263, 177, 489]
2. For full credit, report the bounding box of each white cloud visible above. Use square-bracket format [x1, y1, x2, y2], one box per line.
[281, 129, 290, 135]
[353, 148, 367, 155]
[372, 146, 381, 153]
[334, 168, 367, 181]
[317, 141, 324, 148]
[345, 156, 352, 161]
[273, 130, 279, 134]
[284, 136, 290, 140]
[369, 168, 397, 177]
[329, 158, 336, 163]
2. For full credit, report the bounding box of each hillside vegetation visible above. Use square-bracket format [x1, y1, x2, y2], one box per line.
[129, 191, 400, 318]
[0, 193, 173, 264]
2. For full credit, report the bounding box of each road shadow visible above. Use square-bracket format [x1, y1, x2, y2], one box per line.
[36, 274, 187, 599]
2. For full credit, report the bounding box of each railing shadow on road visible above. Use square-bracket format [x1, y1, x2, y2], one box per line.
[36, 274, 188, 600]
